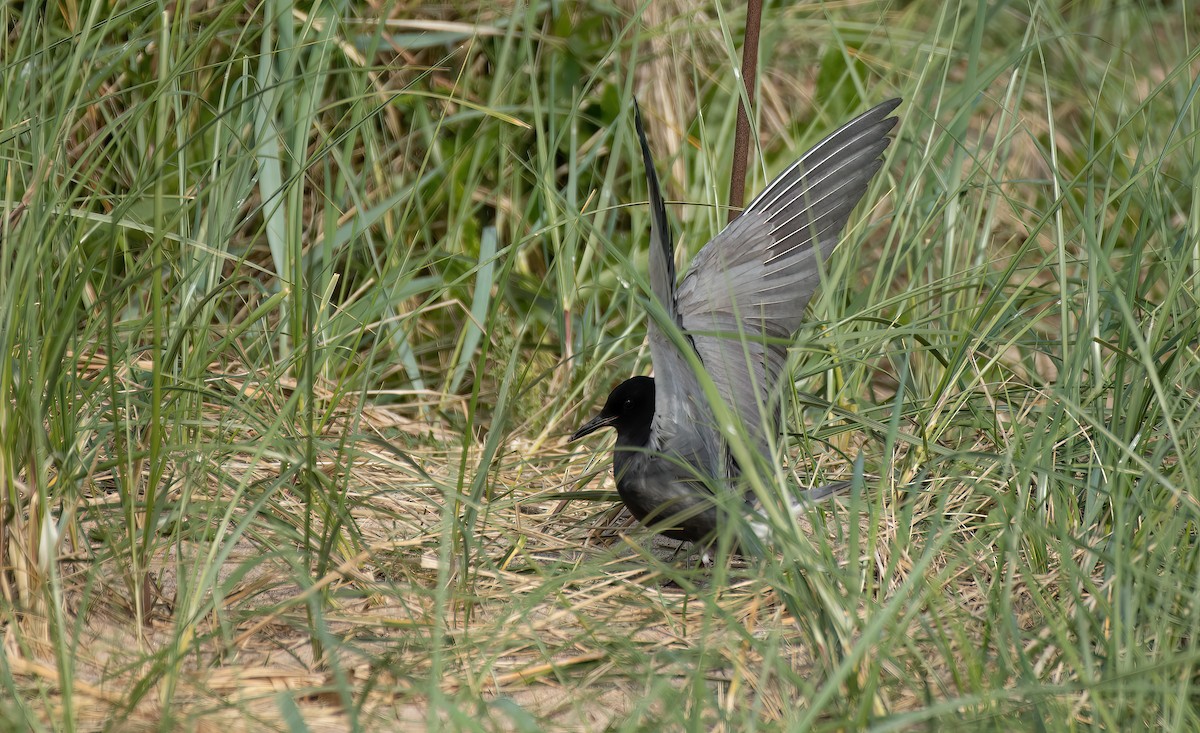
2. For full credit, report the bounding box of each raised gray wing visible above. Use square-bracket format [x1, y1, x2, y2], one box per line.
[674, 99, 900, 455]
[633, 102, 720, 479]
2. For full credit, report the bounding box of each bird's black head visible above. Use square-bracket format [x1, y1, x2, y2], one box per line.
[570, 376, 655, 446]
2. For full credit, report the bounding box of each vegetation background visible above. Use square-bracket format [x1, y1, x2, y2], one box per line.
[2, 0, 1199, 730]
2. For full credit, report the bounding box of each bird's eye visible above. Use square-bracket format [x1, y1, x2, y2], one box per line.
[623, 399, 632, 411]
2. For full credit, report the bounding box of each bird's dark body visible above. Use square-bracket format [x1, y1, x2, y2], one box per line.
[613, 443, 724, 542]
[572, 99, 900, 547]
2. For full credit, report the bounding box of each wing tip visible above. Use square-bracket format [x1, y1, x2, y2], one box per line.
[633, 98, 654, 171]
[850, 97, 903, 141]
[864, 97, 903, 124]
[878, 97, 903, 115]
[631, 98, 680, 321]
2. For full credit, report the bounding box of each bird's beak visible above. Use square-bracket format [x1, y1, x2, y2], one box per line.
[570, 413, 616, 441]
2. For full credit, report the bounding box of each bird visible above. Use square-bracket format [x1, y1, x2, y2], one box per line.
[571, 98, 900, 548]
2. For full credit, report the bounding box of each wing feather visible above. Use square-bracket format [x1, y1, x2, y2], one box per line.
[674, 99, 900, 455]
[633, 102, 721, 478]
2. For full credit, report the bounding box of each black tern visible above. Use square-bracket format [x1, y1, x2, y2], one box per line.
[572, 99, 900, 546]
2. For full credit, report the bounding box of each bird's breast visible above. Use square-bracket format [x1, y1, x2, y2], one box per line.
[611, 450, 722, 543]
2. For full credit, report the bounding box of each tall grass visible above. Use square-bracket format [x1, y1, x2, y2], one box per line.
[1, 0, 1198, 730]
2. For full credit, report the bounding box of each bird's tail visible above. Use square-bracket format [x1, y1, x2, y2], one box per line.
[749, 480, 854, 543]
[789, 480, 853, 506]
